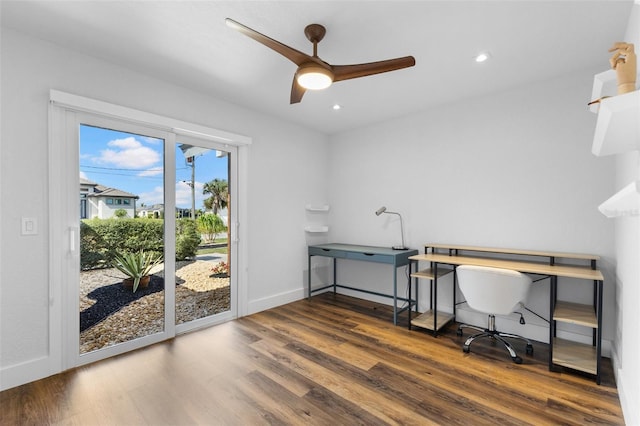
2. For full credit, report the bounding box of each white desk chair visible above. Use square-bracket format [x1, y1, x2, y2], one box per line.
[456, 264, 533, 364]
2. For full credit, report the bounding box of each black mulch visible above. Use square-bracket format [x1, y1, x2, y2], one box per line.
[79, 276, 164, 332]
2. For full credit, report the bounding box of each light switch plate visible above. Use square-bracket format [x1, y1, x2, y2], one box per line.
[21, 217, 38, 235]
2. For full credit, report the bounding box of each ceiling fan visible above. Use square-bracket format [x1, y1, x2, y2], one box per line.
[225, 18, 416, 104]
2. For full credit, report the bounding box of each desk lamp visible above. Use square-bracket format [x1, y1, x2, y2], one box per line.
[375, 206, 407, 250]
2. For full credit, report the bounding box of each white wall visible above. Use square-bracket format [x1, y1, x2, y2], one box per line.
[610, 4, 640, 425]
[327, 70, 617, 350]
[0, 28, 328, 389]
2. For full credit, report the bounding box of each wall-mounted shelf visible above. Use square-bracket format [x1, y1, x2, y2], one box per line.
[305, 204, 330, 212]
[305, 204, 329, 233]
[304, 226, 329, 233]
[598, 180, 640, 218]
[591, 90, 640, 156]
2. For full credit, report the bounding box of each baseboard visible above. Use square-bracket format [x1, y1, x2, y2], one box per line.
[611, 347, 638, 425]
[0, 355, 57, 391]
[247, 287, 304, 315]
[616, 368, 639, 425]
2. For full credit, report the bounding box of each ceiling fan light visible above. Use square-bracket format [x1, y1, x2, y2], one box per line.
[296, 64, 334, 90]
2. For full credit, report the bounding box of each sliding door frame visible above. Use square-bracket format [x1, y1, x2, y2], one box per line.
[48, 90, 251, 371]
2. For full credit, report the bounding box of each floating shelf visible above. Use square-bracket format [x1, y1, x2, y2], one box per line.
[305, 204, 330, 212]
[304, 226, 329, 233]
[598, 180, 640, 218]
[589, 69, 640, 113]
[592, 90, 640, 156]
[589, 70, 616, 113]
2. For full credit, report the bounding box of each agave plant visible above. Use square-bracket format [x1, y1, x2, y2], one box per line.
[111, 250, 163, 292]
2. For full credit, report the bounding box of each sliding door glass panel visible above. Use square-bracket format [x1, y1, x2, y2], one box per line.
[79, 124, 165, 354]
[175, 141, 231, 326]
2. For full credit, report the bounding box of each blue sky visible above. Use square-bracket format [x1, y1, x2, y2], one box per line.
[79, 124, 228, 209]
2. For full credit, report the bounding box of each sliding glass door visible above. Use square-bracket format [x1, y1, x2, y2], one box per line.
[74, 115, 175, 364]
[174, 136, 235, 332]
[50, 92, 244, 370]
[63, 111, 239, 367]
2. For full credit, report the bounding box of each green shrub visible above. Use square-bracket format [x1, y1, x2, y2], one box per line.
[80, 218, 163, 270]
[80, 217, 199, 269]
[176, 218, 201, 260]
[114, 208, 128, 218]
[197, 214, 227, 242]
[80, 220, 107, 270]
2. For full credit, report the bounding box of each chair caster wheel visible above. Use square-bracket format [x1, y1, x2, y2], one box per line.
[456, 329, 463, 336]
[462, 345, 470, 353]
[513, 356, 523, 364]
[526, 344, 533, 355]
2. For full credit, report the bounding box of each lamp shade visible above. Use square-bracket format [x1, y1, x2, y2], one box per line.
[296, 64, 334, 90]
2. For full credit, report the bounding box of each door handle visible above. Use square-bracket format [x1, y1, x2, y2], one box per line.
[69, 226, 78, 253]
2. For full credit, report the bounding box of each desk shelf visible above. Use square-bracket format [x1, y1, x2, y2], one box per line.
[410, 310, 454, 332]
[553, 301, 597, 328]
[552, 337, 597, 375]
[410, 267, 453, 280]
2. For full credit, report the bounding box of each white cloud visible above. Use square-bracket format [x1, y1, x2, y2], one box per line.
[138, 168, 163, 177]
[79, 171, 88, 180]
[141, 136, 162, 145]
[97, 137, 161, 169]
[138, 186, 164, 206]
[141, 181, 207, 209]
[176, 180, 206, 208]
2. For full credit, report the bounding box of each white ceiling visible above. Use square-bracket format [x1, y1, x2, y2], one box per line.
[1, 1, 634, 135]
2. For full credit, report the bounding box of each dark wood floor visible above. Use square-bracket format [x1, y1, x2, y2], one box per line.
[1, 293, 624, 425]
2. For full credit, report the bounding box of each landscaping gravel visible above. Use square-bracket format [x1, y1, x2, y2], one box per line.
[79, 260, 230, 353]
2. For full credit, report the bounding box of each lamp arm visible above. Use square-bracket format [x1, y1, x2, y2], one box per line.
[382, 211, 406, 249]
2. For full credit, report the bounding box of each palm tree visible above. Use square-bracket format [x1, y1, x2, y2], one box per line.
[202, 178, 228, 214]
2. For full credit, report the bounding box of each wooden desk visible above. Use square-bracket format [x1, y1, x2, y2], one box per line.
[308, 243, 418, 325]
[409, 244, 604, 384]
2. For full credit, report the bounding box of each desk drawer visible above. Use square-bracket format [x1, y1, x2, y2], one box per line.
[309, 247, 348, 258]
[346, 251, 393, 264]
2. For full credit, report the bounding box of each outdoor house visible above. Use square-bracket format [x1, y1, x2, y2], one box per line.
[80, 177, 138, 219]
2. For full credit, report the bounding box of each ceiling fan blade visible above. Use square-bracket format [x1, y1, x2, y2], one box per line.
[290, 77, 306, 104]
[332, 56, 416, 82]
[226, 18, 312, 66]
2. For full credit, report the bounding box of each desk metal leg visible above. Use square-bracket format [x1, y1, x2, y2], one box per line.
[593, 280, 597, 347]
[549, 275, 557, 372]
[308, 255, 312, 300]
[393, 264, 398, 326]
[433, 262, 439, 337]
[333, 258, 337, 295]
[452, 267, 457, 318]
[415, 263, 419, 314]
[596, 279, 603, 385]
[408, 262, 412, 330]
[407, 262, 418, 330]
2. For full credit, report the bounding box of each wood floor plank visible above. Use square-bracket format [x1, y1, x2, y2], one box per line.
[0, 293, 624, 425]
[248, 337, 429, 424]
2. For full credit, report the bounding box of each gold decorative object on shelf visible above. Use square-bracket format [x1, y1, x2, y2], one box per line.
[609, 42, 636, 95]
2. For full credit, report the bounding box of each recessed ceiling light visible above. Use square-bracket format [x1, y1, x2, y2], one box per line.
[475, 52, 491, 63]
[332, 104, 341, 110]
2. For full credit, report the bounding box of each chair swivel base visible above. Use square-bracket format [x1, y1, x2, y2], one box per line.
[457, 321, 533, 364]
